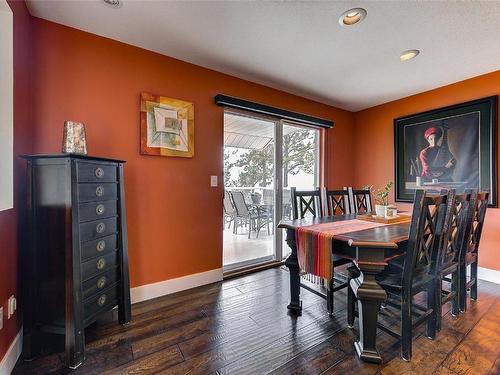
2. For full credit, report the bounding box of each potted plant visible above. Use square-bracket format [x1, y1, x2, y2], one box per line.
[364, 181, 394, 217]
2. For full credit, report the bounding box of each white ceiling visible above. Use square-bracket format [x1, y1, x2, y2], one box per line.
[27, 0, 500, 111]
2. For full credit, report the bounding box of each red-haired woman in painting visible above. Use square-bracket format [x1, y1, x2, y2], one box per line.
[419, 126, 457, 181]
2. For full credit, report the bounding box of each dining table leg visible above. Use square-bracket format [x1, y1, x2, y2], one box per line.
[350, 259, 387, 364]
[285, 228, 302, 313]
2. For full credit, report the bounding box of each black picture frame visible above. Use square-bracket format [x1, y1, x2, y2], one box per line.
[394, 95, 498, 207]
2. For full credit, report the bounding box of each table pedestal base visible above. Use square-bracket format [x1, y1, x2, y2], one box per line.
[350, 261, 387, 364]
[285, 229, 302, 314]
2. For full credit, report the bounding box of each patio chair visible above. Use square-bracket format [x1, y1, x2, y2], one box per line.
[230, 191, 272, 239]
[223, 191, 236, 230]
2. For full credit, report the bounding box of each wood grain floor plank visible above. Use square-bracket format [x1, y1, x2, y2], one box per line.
[441, 299, 500, 375]
[12, 269, 500, 375]
[216, 312, 348, 374]
[433, 365, 460, 375]
[488, 354, 500, 375]
[102, 344, 184, 375]
[267, 337, 346, 375]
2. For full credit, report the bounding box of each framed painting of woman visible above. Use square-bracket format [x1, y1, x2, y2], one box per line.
[394, 96, 498, 207]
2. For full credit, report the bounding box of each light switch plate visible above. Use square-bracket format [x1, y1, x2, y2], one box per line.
[7, 295, 16, 319]
[0, 307, 3, 330]
[210, 175, 218, 187]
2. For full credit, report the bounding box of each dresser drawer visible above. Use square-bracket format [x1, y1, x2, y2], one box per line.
[81, 251, 118, 281]
[80, 217, 117, 242]
[78, 183, 117, 203]
[77, 162, 117, 183]
[83, 284, 118, 321]
[82, 267, 119, 300]
[79, 200, 117, 223]
[81, 234, 117, 261]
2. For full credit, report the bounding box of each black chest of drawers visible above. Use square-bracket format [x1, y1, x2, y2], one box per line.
[22, 154, 131, 369]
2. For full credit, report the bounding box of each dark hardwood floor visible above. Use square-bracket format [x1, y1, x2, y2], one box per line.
[13, 267, 500, 374]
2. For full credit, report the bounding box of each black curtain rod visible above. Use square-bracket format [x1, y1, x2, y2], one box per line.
[214, 94, 334, 129]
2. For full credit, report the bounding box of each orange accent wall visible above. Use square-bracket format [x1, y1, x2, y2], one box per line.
[31, 19, 356, 288]
[0, 0, 32, 361]
[354, 70, 500, 271]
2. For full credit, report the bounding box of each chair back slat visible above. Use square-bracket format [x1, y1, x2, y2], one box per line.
[402, 190, 450, 290]
[438, 191, 473, 268]
[325, 189, 351, 216]
[353, 189, 373, 213]
[345, 187, 373, 213]
[223, 191, 235, 214]
[467, 191, 489, 255]
[230, 191, 250, 216]
[291, 187, 323, 219]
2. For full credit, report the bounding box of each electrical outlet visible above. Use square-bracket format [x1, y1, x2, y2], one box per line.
[0, 307, 3, 330]
[7, 295, 16, 319]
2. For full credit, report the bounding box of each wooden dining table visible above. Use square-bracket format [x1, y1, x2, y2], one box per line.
[278, 213, 411, 363]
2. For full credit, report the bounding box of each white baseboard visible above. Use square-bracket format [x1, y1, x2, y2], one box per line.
[0, 328, 22, 375]
[130, 268, 223, 304]
[478, 266, 500, 285]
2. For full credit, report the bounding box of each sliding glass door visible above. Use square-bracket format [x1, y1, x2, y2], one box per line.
[281, 122, 321, 259]
[223, 111, 321, 273]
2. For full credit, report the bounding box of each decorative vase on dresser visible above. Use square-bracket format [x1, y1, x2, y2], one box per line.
[21, 154, 131, 369]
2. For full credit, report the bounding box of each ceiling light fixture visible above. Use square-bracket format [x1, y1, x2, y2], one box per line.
[400, 49, 420, 61]
[339, 8, 367, 26]
[103, 0, 122, 8]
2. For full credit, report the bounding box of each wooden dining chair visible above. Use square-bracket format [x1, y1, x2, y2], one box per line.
[459, 191, 489, 312]
[290, 187, 353, 314]
[290, 187, 335, 313]
[347, 189, 451, 361]
[324, 188, 352, 216]
[435, 191, 473, 330]
[346, 187, 373, 214]
[323, 188, 354, 314]
[290, 187, 323, 219]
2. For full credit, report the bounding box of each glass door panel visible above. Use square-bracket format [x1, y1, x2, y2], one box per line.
[281, 122, 321, 259]
[223, 112, 276, 271]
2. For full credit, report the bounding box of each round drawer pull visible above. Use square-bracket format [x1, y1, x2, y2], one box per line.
[97, 276, 107, 289]
[96, 204, 105, 215]
[95, 186, 104, 197]
[95, 168, 105, 178]
[96, 222, 106, 233]
[96, 240, 106, 252]
[97, 294, 107, 307]
[96, 257, 106, 270]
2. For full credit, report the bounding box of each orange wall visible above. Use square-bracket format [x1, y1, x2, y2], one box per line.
[31, 19, 355, 288]
[354, 70, 500, 271]
[0, 0, 32, 361]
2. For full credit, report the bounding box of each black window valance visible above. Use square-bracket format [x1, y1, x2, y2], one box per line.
[214, 94, 334, 129]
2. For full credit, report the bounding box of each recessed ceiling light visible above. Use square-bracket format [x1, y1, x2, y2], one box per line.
[103, 0, 122, 8]
[339, 8, 367, 26]
[400, 49, 420, 61]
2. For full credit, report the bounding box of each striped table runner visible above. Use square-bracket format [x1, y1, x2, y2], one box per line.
[296, 219, 389, 279]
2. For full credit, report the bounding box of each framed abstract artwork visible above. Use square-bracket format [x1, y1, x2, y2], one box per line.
[140, 92, 194, 158]
[394, 96, 498, 207]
